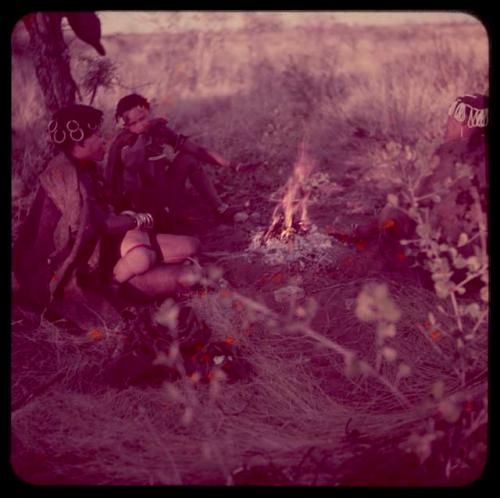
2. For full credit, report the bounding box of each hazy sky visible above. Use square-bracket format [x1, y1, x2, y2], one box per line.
[97, 11, 479, 35]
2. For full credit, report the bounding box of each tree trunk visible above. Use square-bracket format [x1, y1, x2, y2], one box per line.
[22, 12, 78, 114]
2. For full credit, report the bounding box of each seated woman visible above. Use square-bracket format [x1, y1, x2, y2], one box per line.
[346, 94, 488, 286]
[13, 104, 201, 328]
[106, 93, 242, 230]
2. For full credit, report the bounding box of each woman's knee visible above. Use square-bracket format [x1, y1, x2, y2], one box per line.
[113, 247, 157, 283]
[120, 229, 150, 257]
[155, 234, 200, 262]
[187, 236, 200, 255]
[128, 264, 200, 296]
[134, 247, 157, 271]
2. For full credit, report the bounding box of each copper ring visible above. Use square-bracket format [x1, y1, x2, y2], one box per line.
[66, 119, 80, 132]
[47, 120, 58, 133]
[69, 128, 85, 142]
[53, 129, 67, 144]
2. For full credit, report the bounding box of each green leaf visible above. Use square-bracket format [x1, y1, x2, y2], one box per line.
[438, 399, 461, 423]
[387, 193, 399, 207]
[374, 284, 389, 300]
[154, 299, 180, 330]
[382, 346, 398, 362]
[383, 302, 401, 322]
[431, 271, 452, 283]
[455, 163, 473, 179]
[416, 223, 431, 238]
[458, 233, 469, 247]
[466, 304, 481, 319]
[377, 323, 397, 340]
[207, 265, 224, 281]
[466, 256, 481, 272]
[453, 256, 467, 269]
[408, 207, 419, 218]
[481, 286, 489, 303]
[356, 283, 400, 322]
[355, 294, 377, 322]
[434, 281, 450, 299]
[304, 297, 319, 318]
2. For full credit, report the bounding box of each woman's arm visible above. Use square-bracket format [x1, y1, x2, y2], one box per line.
[102, 213, 138, 234]
[90, 202, 142, 235]
[149, 118, 230, 167]
[106, 129, 138, 210]
[179, 139, 230, 167]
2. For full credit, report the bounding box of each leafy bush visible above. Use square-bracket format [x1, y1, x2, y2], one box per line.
[377, 142, 488, 480]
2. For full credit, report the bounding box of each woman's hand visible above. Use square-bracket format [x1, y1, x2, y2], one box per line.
[121, 210, 154, 231]
[206, 150, 231, 168]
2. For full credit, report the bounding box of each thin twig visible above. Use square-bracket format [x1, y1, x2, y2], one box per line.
[451, 269, 485, 294]
[471, 308, 488, 336]
[449, 291, 463, 333]
[231, 289, 410, 408]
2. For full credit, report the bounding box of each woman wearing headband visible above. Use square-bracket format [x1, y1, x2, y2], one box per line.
[13, 104, 201, 329]
[348, 94, 488, 292]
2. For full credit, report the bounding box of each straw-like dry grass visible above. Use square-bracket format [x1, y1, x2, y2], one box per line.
[11, 269, 487, 485]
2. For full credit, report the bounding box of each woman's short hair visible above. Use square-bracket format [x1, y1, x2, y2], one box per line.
[115, 93, 150, 122]
[47, 104, 103, 150]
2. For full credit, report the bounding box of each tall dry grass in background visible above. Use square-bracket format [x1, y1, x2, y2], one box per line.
[12, 20, 488, 200]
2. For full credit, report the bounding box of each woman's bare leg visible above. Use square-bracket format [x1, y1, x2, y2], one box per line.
[113, 229, 157, 283]
[155, 233, 200, 263]
[165, 153, 223, 213]
[127, 263, 202, 297]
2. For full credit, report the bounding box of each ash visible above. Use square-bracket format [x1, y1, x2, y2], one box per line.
[248, 224, 334, 265]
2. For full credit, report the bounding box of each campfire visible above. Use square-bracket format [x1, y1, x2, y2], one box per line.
[248, 141, 335, 265]
[262, 141, 314, 244]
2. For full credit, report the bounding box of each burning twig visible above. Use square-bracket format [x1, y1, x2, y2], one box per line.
[262, 140, 315, 244]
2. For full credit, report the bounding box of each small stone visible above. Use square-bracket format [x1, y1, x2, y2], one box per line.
[250, 212, 261, 223]
[274, 285, 305, 303]
[234, 212, 249, 223]
[213, 355, 225, 365]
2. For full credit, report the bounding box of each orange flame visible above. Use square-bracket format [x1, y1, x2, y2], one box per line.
[266, 140, 315, 241]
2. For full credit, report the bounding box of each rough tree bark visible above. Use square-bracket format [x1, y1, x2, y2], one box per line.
[22, 12, 78, 114]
